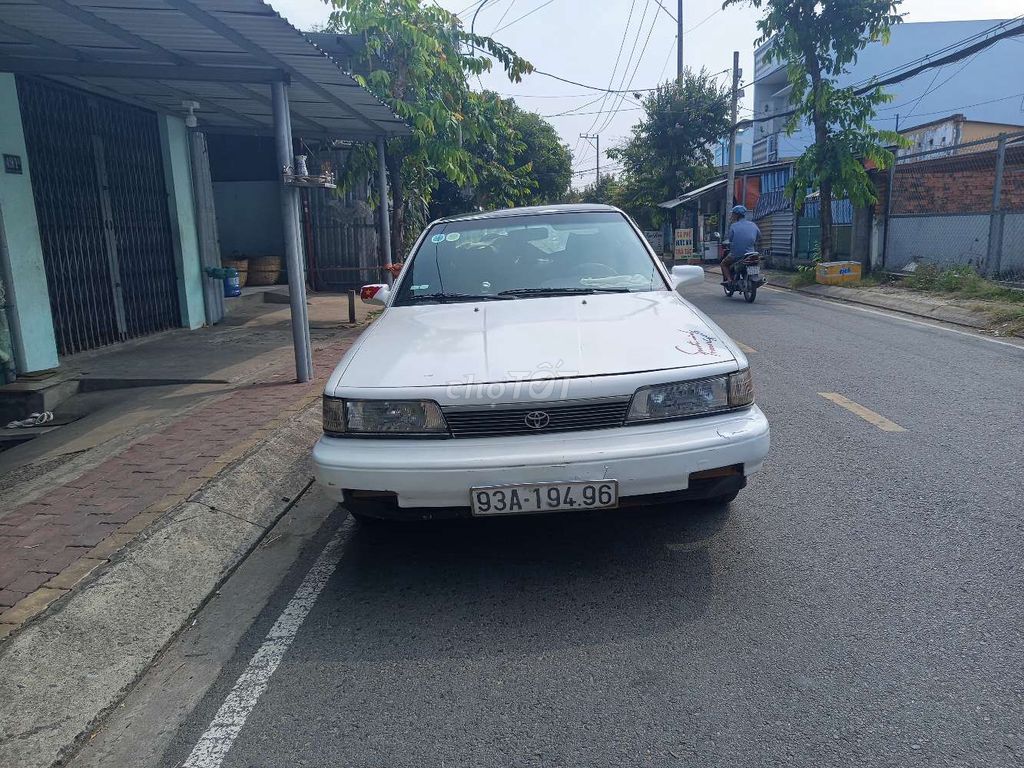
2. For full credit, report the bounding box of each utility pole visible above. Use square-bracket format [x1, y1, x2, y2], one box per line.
[580, 133, 600, 187]
[723, 50, 741, 238]
[676, 0, 684, 80]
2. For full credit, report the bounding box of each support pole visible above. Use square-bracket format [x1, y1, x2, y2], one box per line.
[676, 0, 684, 81]
[187, 131, 224, 326]
[987, 133, 1007, 278]
[376, 136, 393, 285]
[723, 50, 740, 238]
[271, 81, 313, 383]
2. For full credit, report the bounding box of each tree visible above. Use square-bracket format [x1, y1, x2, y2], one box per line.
[427, 93, 573, 219]
[725, 0, 907, 261]
[326, 0, 533, 252]
[607, 69, 730, 228]
[569, 174, 621, 207]
[513, 108, 573, 205]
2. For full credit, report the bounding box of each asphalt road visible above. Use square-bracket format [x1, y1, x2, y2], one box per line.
[74, 281, 1024, 768]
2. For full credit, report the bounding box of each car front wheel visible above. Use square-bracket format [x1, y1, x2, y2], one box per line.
[708, 489, 740, 506]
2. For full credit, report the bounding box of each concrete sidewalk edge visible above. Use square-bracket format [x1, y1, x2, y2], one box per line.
[0, 400, 326, 768]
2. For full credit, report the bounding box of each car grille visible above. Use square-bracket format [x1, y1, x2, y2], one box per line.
[443, 398, 631, 438]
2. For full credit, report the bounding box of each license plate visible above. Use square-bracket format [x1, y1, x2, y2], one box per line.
[747, 265, 761, 277]
[471, 481, 618, 516]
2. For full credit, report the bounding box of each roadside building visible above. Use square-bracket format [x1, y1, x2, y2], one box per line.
[0, 0, 408, 384]
[751, 19, 1023, 164]
[658, 160, 800, 267]
[897, 114, 1024, 158]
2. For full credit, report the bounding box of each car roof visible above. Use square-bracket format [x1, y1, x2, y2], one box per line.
[434, 203, 625, 224]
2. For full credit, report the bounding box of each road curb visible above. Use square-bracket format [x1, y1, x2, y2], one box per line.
[704, 265, 1012, 336]
[0, 397, 326, 768]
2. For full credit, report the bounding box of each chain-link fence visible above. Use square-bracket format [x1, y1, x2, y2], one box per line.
[882, 131, 1024, 281]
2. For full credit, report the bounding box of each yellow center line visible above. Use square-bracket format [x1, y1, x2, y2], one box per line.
[736, 341, 757, 354]
[818, 393, 907, 432]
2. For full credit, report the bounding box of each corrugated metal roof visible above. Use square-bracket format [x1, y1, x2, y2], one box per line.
[0, 0, 410, 140]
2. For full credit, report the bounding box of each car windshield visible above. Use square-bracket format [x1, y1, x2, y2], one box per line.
[393, 211, 665, 304]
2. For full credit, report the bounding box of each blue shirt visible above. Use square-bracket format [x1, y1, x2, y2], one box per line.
[728, 219, 760, 256]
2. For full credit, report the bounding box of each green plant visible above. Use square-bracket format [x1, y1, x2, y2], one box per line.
[791, 268, 818, 287]
[606, 69, 731, 228]
[724, 0, 909, 261]
[326, 0, 533, 249]
[904, 265, 1024, 303]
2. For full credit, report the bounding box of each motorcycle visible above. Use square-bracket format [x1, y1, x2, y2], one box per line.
[722, 246, 765, 303]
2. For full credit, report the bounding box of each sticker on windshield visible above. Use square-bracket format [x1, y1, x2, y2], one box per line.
[430, 234, 446, 244]
[411, 284, 430, 290]
[445, 232, 461, 242]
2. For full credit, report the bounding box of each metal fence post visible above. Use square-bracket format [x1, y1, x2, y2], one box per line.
[881, 161, 896, 271]
[986, 134, 1008, 278]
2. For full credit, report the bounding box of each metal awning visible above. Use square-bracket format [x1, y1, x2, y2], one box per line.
[658, 178, 726, 210]
[0, 0, 410, 141]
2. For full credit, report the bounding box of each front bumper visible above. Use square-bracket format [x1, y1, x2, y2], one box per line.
[312, 406, 769, 511]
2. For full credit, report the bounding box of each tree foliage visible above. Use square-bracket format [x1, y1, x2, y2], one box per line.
[606, 70, 730, 228]
[429, 93, 573, 218]
[513, 108, 573, 205]
[326, 0, 533, 251]
[568, 174, 622, 208]
[725, 0, 907, 260]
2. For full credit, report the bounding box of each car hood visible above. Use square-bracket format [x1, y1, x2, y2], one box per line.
[332, 291, 738, 391]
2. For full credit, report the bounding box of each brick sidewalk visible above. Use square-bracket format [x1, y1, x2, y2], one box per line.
[0, 334, 357, 638]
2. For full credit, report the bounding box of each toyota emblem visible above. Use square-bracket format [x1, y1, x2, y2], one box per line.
[524, 411, 550, 430]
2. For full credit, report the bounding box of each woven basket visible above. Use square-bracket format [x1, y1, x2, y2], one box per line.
[247, 255, 283, 286]
[222, 258, 248, 288]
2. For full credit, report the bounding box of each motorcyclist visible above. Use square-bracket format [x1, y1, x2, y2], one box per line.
[721, 205, 760, 285]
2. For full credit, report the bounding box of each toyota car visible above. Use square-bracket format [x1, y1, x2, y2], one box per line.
[313, 204, 770, 521]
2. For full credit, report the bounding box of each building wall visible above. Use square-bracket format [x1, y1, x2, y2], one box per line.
[0, 73, 58, 373]
[886, 149, 1024, 215]
[159, 115, 206, 330]
[753, 20, 1024, 160]
[960, 122, 1024, 144]
[901, 119, 960, 156]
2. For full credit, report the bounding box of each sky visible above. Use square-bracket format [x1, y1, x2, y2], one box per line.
[270, 0, 1022, 186]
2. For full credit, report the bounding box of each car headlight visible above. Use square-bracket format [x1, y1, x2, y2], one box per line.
[322, 396, 448, 436]
[627, 369, 754, 422]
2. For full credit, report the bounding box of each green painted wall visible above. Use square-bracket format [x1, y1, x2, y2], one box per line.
[159, 115, 206, 330]
[0, 73, 59, 373]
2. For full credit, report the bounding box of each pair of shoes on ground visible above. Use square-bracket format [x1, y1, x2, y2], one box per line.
[5, 411, 54, 429]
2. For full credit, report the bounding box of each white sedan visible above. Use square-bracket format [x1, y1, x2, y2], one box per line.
[314, 204, 769, 521]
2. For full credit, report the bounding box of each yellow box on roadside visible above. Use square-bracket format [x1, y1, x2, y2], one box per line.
[815, 260, 862, 285]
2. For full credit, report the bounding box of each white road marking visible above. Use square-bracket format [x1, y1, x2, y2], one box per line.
[736, 341, 757, 354]
[762, 285, 1024, 351]
[182, 530, 345, 768]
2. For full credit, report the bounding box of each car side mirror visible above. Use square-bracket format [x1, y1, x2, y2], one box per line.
[670, 265, 704, 294]
[360, 284, 391, 306]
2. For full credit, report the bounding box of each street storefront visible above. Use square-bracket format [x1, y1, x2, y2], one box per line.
[0, 0, 409, 381]
[17, 77, 181, 356]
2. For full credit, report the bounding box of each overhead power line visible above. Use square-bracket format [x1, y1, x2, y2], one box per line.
[490, 0, 517, 33]
[733, 19, 1024, 131]
[493, 0, 558, 34]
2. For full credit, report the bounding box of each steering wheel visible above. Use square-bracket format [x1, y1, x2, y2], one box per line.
[575, 262, 617, 278]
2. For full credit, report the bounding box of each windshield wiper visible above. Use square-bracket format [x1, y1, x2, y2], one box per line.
[404, 292, 515, 304]
[497, 287, 633, 297]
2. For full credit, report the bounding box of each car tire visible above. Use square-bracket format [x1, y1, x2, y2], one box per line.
[708, 490, 740, 506]
[348, 509, 386, 526]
